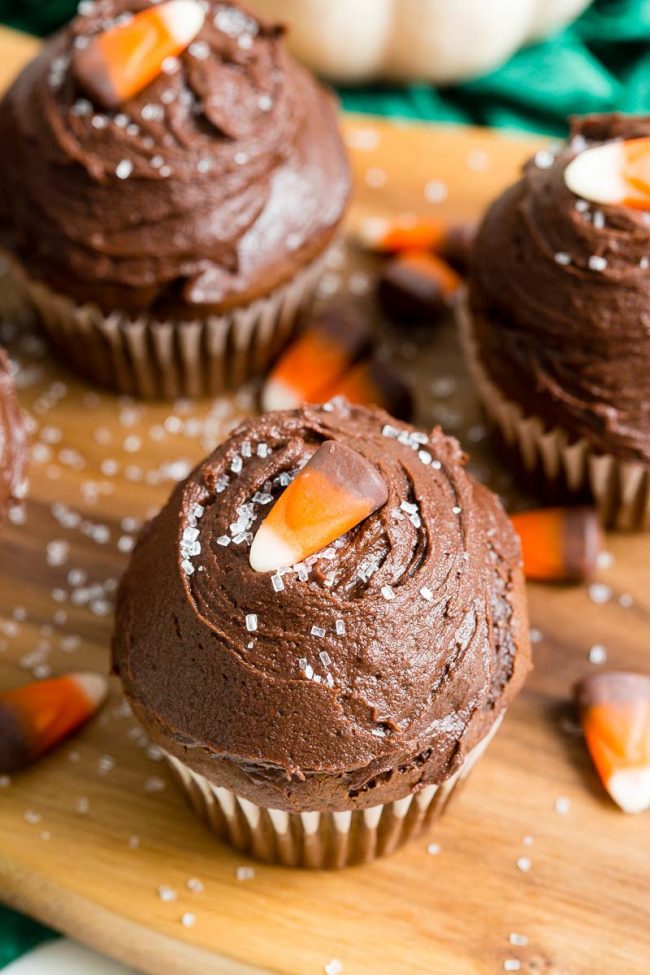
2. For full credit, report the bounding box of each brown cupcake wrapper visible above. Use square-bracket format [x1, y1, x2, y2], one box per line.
[0, 250, 326, 400]
[458, 297, 650, 531]
[165, 717, 502, 869]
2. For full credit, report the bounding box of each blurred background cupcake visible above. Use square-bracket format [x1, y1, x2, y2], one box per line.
[112, 402, 531, 868]
[0, 0, 351, 399]
[463, 114, 650, 531]
[0, 347, 27, 519]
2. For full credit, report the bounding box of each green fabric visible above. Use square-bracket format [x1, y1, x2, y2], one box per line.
[0, 0, 648, 135]
[0, 0, 647, 964]
[342, 0, 650, 135]
[0, 905, 58, 967]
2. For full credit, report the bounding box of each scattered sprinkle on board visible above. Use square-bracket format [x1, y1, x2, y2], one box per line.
[0, 36, 647, 972]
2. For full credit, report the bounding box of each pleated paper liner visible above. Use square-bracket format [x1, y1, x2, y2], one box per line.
[165, 718, 502, 869]
[0, 250, 325, 400]
[458, 297, 650, 531]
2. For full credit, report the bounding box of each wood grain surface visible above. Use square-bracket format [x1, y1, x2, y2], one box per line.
[0, 27, 649, 975]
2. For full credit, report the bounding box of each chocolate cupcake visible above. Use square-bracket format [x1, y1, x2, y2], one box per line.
[112, 402, 531, 867]
[0, 348, 27, 519]
[463, 114, 650, 529]
[0, 0, 351, 399]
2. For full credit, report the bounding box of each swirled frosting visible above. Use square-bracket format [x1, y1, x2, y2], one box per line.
[112, 403, 530, 811]
[0, 1, 350, 315]
[469, 114, 650, 464]
[0, 348, 27, 518]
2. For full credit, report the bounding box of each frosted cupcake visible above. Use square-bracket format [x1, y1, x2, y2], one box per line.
[464, 114, 650, 529]
[0, 0, 351, 399]
[112, 401, 531, 867]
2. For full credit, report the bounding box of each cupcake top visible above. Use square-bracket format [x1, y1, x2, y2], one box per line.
[0, 349, 27, 518]
[0, 0, 350, 316]
[112, 402, 530, 811]
[469, 113, 650, 464]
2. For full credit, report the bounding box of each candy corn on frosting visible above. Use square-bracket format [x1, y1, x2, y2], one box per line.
[113, 402, 531, 815]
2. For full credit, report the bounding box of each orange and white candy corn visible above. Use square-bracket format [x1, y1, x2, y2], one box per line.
[511, 507, 602, 584]
[72, 0, 205, 110]
[319, 359, 412, 420]
[357, 215, 476, 269]
[564, 137, 650, 209]
[0, 672, 108, 773]
[261, 307, 373, 414]
[575, 671, 650, 814]
[356, 215, 447, 254]
[249, 440, 387, 572]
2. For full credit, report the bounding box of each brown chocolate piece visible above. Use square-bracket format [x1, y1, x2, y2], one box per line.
[112, 403, 531, 812]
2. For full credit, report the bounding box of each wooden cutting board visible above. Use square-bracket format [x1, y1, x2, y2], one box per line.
[0, 26, 648, 975]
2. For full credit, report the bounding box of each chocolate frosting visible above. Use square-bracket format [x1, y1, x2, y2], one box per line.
[0, 1, 350, 316]
[469, 114, 650, 464]
[112, 403, 530, 811]
[0, 348, 27, 518]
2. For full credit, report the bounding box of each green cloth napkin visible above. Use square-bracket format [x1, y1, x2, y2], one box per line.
[0, 0, 647, 966]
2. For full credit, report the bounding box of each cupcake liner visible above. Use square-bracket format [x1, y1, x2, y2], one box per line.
[458, 296, 650, 531]
[165, 717, 502, 869]
[0, 250, 326, 400]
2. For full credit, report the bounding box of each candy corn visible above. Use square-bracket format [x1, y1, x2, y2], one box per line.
[378, 251, 462, 325]
[564, 137, 650, 209]
[356, 215, 447, 254]
[261, 307, 373, 413]
[320, 359, 412, 420]
[356, 215, 476, 270]
[510, 507, 602, 584]
[0, 673, 108, 773]
[72, 0, 205, 110]
[249, 440, 387, 572]
[575, 672, 650, 814]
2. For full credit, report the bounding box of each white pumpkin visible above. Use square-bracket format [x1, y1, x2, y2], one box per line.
[247, 0, 593, 84]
